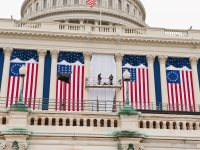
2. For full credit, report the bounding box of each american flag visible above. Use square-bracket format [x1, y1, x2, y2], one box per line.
[6, 50, 38, 109]
[166, 69, 195, 111]
[122, 65, 149, 109]
[56, 63, 84, 111]
[86, 0, 97, 8]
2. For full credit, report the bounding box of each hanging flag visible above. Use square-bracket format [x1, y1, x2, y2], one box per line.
[56, 63, 84, 111]
[166, 67, 195, 112]
[122, 64, 149, 110]
[6, 50, 38, 109]
[86, 0, 97, 8]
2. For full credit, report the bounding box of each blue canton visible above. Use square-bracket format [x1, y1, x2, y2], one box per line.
[9, 63, 24, 76]
[122, 55, 147, 67]
[57, 65, 72, 74]
[58, 52, 84, 64]
[166, 57, 191, 69]
[11, 49, 38, 62]
[166, 70, 181, 83]
[122, 68, 137, 81]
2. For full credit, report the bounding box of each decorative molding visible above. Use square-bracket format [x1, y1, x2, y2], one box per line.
[50, 49, 59, 59]
[115, 53, 124, 62]
[158, 55, 168, 64]
[189, 56, 199, 66]
[37, 49, 47, 58]
[3, 47, 13, 57]
[83, 51, 92, 61]
[146, 54, 155, 64]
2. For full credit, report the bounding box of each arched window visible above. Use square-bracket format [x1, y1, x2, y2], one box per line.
[166, 122, 170, 129]
[37, 118, 42, 125]
[159, 122, 163, 129]
[59, 118, 63, 126]
[66, 118, 70, 126]
[118, 0, 122, 10]
[52, 118, 56, 126]
[74, 0, 79, 4]
[53, 0, 57, 6]
[36, 3, 39, 11]
[100, 119, 104, 127]
[179, 122, 183, 130]
[126, 4, 129, 13]
[73, 119, 77, 126]
[43, 0, 47, 8]
[93, 119, 97, 127]
[173, 122, 176, 129]
[153, 121, 157, 129]
[146, 121, 150, 128]
[97, 0, 102, 6]
[44, 118, 49, 125]
[139, 121, 143, 128]
[193, 123, 196, 130]
[107, 120, 111, 127]
[87, 119, 90, 126]
[80, 119, 84, 126]
[114, 120, 118, 127]
[108, 0, 112, 7]
[63, 0, 68, 5]
[30, 118, 34, 125]
[186, 122, 190, 130]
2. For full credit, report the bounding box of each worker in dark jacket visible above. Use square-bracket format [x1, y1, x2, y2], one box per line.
[98, 73, 102, 85]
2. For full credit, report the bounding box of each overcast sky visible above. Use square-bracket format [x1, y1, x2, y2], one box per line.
[0, 0, 199, 29]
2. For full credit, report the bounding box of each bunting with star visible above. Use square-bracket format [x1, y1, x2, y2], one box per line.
[122, 55, 149, 109]
[56, 52, 84, 111]
[6, 50, 38, 109]
[166, 57, 195, 112]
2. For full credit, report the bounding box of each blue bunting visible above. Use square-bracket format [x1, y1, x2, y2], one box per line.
[166, 57, 191, 69]
[11, 49, 38, 62]
[122, 55, 147, 67]
[58, 52, 84, 64]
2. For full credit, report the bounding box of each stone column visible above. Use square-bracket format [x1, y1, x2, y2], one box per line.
[146, 54, 156, 105]
[0, 47, 13, 99]
[189, 56, 200, 106]
[49, 50, 59, 110]
[158, 55, 168, 108]
[114, 53, 124, 103]
[36, 49, 47, 107]
[83, 51, 92, 111]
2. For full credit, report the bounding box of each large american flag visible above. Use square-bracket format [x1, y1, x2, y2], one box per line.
[56, 63, 84, 111]
[86, 0, 97, 8]
[6, 50, 38, 109]
[122, 65, 149, 109]
[166, 68, 195, 111]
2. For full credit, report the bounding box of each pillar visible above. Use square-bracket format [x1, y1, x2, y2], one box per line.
[36, 49, 47, 107]
[158, 55, 168, 108]
[189, 56, 200, 106]
[0, 47, 13, 98]
[146, 54, 156, 105]
[114, 53, 124, 103]
[83, 51, 92, 111]
[49, 49, 59, 109]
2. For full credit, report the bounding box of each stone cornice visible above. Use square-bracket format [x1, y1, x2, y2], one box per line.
[0, 30, 199, 47]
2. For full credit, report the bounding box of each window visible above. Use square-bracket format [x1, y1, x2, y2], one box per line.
[30, 118, 34, 125]
[114, 120, 118, 127]
[74, 0, 79, 4]
[73, 119, 77, 126]
[66, 119, 70, 126]
[59, 118, 63, 126]
[36, 3, 39, 11]
[80, 119, 84, 126]
[63, 0, 68, 5]
[107, 120, 111, 127]
[100, 119, 104, 127]
[118, 0, 122, 10]
[43, 0, 47, 8]
[108, 0, 112, 7]
[37, 118, 42, 125]
[126, 4, 129, 13]
[52, 118, 56, 126]
[93, 119, 97, 127]
[53, 0, 57, 6]
[87, 119, 90, 126]
[44, 118, 49, 125]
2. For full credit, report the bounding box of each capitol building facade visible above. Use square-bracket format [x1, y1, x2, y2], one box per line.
[0, 0, 200, 149]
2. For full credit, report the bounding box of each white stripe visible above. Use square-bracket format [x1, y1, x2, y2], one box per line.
[180, 72, 185, 111]
[168, 83, 172, 110]
[144, 69, 148, 108]
[188, 71, 194, 110]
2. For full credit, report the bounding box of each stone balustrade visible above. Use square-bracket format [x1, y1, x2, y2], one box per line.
[0, 19, 199, 38]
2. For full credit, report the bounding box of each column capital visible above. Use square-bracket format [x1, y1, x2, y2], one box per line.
[37, 49, 47, 58]
[114, 53, 124, 62]
[3, 47, 13, 57]
[50, 49, 59, 59]
[83, 51, 92, 61]
[189, 56, 199, 66]
[146, 54, 155, 64]
[158, 55, 168, 64]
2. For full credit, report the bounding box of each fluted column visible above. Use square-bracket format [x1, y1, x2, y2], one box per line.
[0, 47, 13, 98]
[49, 50, 59, 109]
[83, 51, 92, 111]
[114, 53, 124, 102]
[158, 55, 168, 107]
[36, 49, 47, 106]
[146, 54, 156, 104]
[189, 56, 200, 106]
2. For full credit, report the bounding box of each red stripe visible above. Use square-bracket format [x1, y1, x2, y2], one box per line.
[81, 66, 84, 111]
[77, 66, 80, 111]
[33, 64, 38, 110]
[72, 66, 76, 111]
[138, 68, 141, 109]
[68, 79, 71, 111]
[175, 83, 179, 111]
[142, 69, 146, 109]
[6, 77, 11, 108]
[24, 64, 30, 104]
[179, 81, 183, 111]
[59, 81, 62, 111]
[64, 82, 66, 111]
[186, 71, 192, 111]
[56, 79, 58, 110]
[190, 71, 195, 111]
[182, 71, 187, 111]
[170, 84, 174, 111]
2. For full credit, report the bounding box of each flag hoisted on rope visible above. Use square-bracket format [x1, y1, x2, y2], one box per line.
[86, 0, 97, 8]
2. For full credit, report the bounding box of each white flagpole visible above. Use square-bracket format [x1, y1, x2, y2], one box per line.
[100, 1, 101, 25]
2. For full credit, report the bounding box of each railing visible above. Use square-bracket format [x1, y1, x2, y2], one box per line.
[92, 25, 116, 33]
[59, 23, 85, 31]
[122, 27, 146, 35]
[1, 97, 200, 113]
[164, 29, 188, 36]
[85, 77, 121, 87]
[14, 20, 41, 28]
